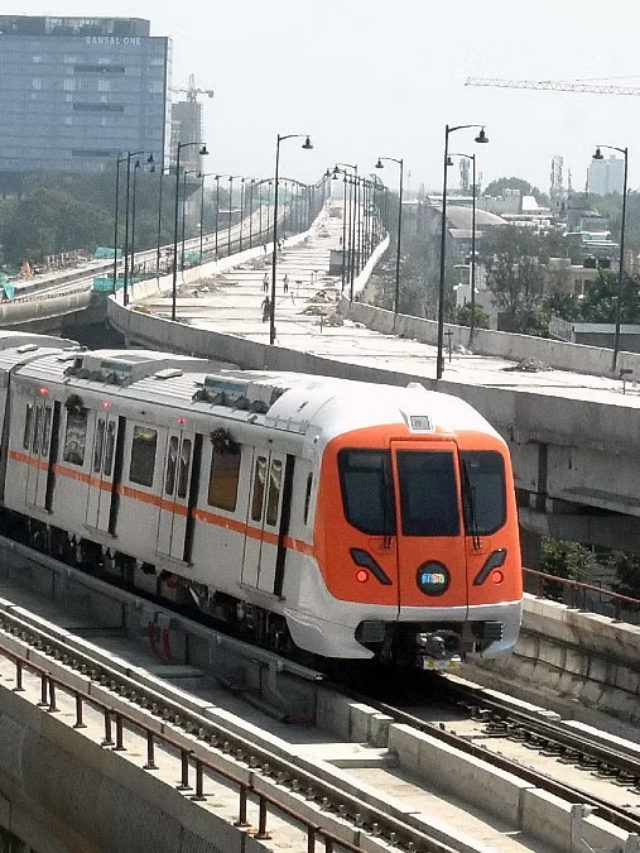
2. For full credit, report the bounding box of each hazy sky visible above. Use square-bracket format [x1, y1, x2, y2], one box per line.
[13, 1, 640, 195]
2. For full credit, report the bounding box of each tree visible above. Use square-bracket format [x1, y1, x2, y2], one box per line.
[539, 538, 599, 602]
[484, 176, 545, 202]
[454, 303, 489, 329]
[482, 226, 545, 331]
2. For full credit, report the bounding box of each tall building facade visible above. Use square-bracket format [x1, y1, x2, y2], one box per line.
[0, 16, 172, 174]
[587, 154, 624, 196]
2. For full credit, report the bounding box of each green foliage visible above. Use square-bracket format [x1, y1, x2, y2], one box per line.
[539, 538, 599, 601]
[0, 168, 231, 266]
[608, 551, 640, 606]
[482, 225, 545, 328]
[484, 176, 546, 203]
[454, 303, 490, 329]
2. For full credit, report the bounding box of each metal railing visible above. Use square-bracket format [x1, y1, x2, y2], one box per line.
[524, 567, 640, 622]
[1, 635, 364, 852]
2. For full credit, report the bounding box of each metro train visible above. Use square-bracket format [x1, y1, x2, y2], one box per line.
[0, 332, 523, 669]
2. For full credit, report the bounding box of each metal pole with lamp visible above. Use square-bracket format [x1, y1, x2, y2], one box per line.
[270, 133, 313, 345]
[156, 166, 169, 278]
[449, 151, 478, 345]
[592, 144, 628, 371]
[437, 124, 488, 379]
[123, 150, 153, 306]
[375, 156, 404, 315]
[172, 141, 208, 322]
[112, 154, 127, 293]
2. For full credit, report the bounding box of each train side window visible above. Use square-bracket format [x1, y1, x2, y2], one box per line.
[32, 405, 42, 454]
[266, 459, 282, 526]
[177, 438, 191, 499]
[207, 445, 241, 512]
[93, 418, 105, 473]
[42, 407, 52, 456]
[251, 456, 267, 521]
[23, 404, 34, 450]
[303, 473, 313, 525]
[63, 407, 88, 467]
[104, 421, 116, 476]
[129, 426, 158, 487]
[164, 436, 178, 495]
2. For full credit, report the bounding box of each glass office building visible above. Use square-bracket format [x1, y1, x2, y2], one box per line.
[0, 16, 171, 173]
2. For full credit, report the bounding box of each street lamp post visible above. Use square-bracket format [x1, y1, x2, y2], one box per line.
[593, 144, 629, 371]
[197, 171, 213, 261]
[270, 133, 313, 345]
[437, 124, 488, 380]
[156, 166, 170, 278]
[181, 169, 197, 272]
[227, 176, 240, 255]
[112, 154, 127, 293]
[128, 159, 141, 293]
[248, 178, 255, 248]
[449, 151, 478, 345]
[375, 156, 404, 316]
[172, 141, 208, 322]
[122, 151, 153, 305]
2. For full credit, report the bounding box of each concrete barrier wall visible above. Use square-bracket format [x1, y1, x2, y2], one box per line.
[341, 299, 640, 378]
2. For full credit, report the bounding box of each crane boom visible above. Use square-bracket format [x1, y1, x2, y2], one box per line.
[465, 77, 640, 96]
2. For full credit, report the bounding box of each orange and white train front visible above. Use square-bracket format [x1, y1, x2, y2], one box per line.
[284, 383, 523, 668]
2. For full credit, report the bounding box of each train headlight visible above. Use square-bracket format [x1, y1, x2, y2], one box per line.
[355, 569, 369, 583]
[491, 570, 504, 584]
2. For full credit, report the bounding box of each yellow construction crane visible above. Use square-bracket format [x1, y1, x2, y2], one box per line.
[172, 73, 214, 102]
[465, 77, 640, 96]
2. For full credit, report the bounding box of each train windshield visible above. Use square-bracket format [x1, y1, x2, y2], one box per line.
[396, 450, 460, 536]
[338, 449, 396, 535]
[460, 450, 506, 535]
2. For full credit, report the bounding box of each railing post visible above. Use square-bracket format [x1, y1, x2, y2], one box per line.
[144, 731, 157, 770]
[14, 660, 24, 692]
[255, 796, 271, 840]
[307, 828, 315, 853]
[74, 695, 86, 729]
[102, 709, 114, 747]
[177, 749, 192, 791]
[47, 680, 59, 713]
[235, 786, 250, 828]
[38, 673, 48, 707]
[191, 760, 207, 802]
[113, 713, 125, 751]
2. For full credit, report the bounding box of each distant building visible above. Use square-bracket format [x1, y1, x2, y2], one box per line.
[170, 100, 204, 174]
[587, 154, 624, 195]
[0, 16, 171, 176]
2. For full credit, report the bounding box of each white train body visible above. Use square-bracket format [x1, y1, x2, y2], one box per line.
[0, 335, 523, 668]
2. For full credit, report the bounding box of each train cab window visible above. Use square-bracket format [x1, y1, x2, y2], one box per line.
[63, 407, 88, 467]
[208, 445, 241, 512]
[460, 451, 506, 535]
[164, 436, 179, 495]
[93, 418, 105, 473]
[23, 404, 34, 450]
[177, 439, 192, 499]
[303, 473, 313, 525]
[104, 421, 116, 476]
[129, 426, 158, 487]
[338, 450, 396, 536]
[396, 450, 459, 537]
[42, 407, 52, 456]
[251, 456, 267, 521]
[32, 405, 42, 454]
[266, 459, 282, 526]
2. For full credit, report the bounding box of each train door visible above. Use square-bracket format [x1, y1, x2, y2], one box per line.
[156, 429, 195, 562]
[242, 448, 291, 593]
[390, 440, 469, 611]
[24, 396, 55, 510]
[85, 414, 120, 533]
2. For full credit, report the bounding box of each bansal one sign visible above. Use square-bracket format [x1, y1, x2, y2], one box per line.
[85, 36, 141, 46]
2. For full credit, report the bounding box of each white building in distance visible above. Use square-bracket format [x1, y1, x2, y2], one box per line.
[587, 154, 624, 195]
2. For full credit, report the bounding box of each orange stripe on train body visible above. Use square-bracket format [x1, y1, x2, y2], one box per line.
[8, 450, 316, 559]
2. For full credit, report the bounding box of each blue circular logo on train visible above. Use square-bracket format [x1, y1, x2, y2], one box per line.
[416, 562, 450, 596]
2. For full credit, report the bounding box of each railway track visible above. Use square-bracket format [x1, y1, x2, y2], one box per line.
[0, 537, 638, 852]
